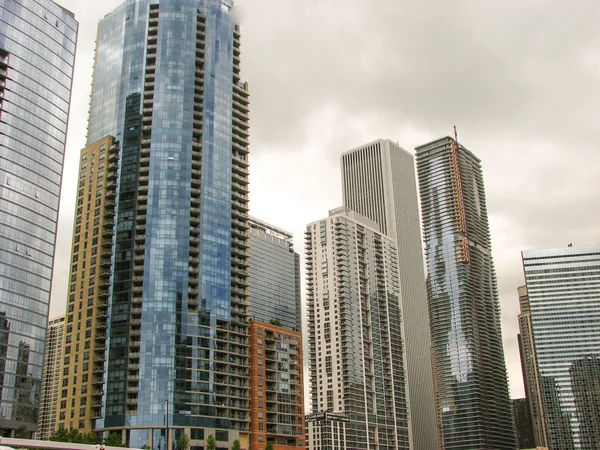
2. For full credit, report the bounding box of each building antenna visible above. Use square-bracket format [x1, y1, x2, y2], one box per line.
[454, 125, 458, 146]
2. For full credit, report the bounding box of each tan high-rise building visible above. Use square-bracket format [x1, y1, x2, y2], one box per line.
[57, 136, 119, 432]
[249, 321, 304, 449]
[39, 316, 65, 440]
[517, 286, 547, 448]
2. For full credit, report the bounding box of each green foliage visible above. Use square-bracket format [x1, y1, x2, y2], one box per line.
[206, 435, 217, 450]
[104, 432, 124, 447]
[176, 433, 190, 450]
[265, 442, 275, 450]
[15, 425, 29, 439]
[269, 319, 282, 327]
[231, 439, 241, 450]
[80, 433, 99, 445]
[49, 428, 99, 444]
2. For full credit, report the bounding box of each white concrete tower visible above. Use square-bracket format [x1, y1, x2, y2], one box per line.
[341, 139, 438, 450]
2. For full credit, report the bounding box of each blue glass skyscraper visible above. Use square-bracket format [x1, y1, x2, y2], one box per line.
[0, 0, 77, 437]
[81, 0, 250, 447]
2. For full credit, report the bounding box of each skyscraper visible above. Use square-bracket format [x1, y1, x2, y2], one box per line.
[415, 136, 516, 449]
[305, 207, 409, 450]
[512, 398, 535, 450]
[57, 136, 119, 433]
[249, 321, 305, 449]
[59, 0, 250, 447]
[248, 217, 301, 331]
[39, 316, 65, 440]
[522, 244, 600, 449]
[0, 0, 77, 436]
[517, 285, 547, 448]
[341, 139, 437, 449]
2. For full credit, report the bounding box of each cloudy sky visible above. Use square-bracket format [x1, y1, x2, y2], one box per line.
[50, 0, 600, 399]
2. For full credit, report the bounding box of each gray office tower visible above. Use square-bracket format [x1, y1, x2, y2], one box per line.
[0, 0, 77, 437]
[248, 217, 301, 331]
[341, 139, 438, 449]
[415, 136, 516, 449]
[522, 245, 600, 449]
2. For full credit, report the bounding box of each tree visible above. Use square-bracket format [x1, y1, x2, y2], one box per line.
[49, 429, 99, 444]
[104, 432, 124, 447]
[206, 435, 216, 450]
[80, 432, 99, 445]
[176, 433, 190, 450]
[15, 425, 29, 439]
[231, 440, 241, 450]
[265, 442, 275, 450]
[269, 319, 282, 327]
[49, 428, 70, 442]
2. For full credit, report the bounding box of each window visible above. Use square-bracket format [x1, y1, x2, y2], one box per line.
[215, 431, 228, 442]
[191, 429, 204, 440]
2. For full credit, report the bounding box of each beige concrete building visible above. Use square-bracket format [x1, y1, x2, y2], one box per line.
[306, 207, 409, 450]
[39, 316, 65, 440]
[56, 136, 118, 432]
[517, 286, 547, 448]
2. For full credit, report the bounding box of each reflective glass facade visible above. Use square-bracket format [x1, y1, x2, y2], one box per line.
[85, 0, 250, 446]
[306, 208, 409, 450]
[522, 245, 600, 449]
[248, 217, 301, 331]
[415, 137, 516, 449]
[0, 0, 77, 436]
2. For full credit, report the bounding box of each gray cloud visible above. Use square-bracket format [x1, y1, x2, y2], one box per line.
[51, 0, 600, 399]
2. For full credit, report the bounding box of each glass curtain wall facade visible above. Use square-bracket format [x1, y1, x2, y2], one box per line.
[305, 207, 409, 450]
[415, 136, 516, 449]
[522, 245, 600, 449]
[341, 139, 438, 450]
[0, 0, 77, 436]
[82, 0, 250, 447]
[248, 217, 301, 331]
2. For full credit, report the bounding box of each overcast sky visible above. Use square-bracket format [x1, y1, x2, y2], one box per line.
[50, 0, 600, 399]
